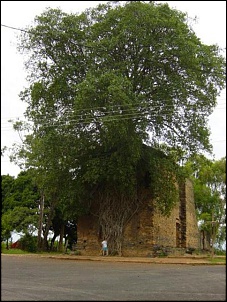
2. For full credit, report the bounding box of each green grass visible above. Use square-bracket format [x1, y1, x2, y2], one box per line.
[207, 257, 226, 264]
[1, 248, 66, 255]
[1, 246, 74, 256]
[1, 248, 30, 254]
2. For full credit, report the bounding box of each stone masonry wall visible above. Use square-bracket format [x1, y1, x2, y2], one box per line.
[76, 215, 101, 255]
[122, 200, 155, 256]
[152, 203, 180, 247]
[184, 179, 200, 249]
[76, 179, 200, 256]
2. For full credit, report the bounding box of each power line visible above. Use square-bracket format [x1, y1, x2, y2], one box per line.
[1, 107, 226, 131]
[1, 23, 30, 33]
[0, 113, 217, 131]
[1, 100, 226, 124]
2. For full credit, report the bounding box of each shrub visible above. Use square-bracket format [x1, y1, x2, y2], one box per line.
[19, 234, 38, 253]
[214, 248, 226, 256]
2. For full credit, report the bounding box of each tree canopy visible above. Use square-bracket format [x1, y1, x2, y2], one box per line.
[1, 171, 39, 243]
[184, 155, 226, 250]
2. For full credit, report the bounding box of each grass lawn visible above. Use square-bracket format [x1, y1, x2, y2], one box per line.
[1, 248, 30, 255]
[207, 256, 226, 264]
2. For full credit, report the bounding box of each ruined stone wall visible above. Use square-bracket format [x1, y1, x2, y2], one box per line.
[122, 200, 155, 256]
[76, 215, 101, 255]
[76, 179, 201, 256]
[184, 179, 200, 249]
[122, 200, 184, 256]
[152, 203, 180, 247]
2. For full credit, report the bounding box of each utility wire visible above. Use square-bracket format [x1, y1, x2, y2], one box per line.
[1, 106, 226, 130]
[0, 112, 215, 130]
[1, 100, 226, 124]
[1, 23, 30, 33]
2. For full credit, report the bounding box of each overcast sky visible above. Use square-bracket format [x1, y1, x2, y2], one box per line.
[1, 1, 226, 177]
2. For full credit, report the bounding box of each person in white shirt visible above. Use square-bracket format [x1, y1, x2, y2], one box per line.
[101, 239, 108, 256]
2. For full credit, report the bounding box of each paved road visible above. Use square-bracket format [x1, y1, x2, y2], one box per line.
[1, 255, 226, 301]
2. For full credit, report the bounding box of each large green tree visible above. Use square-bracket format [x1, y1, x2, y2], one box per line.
[11, 1, 226, 253]
[1, 171, 40, 245]
[184, 155, 226, 251]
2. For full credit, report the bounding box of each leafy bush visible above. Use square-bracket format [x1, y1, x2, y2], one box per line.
[19, 234, 38, 253]
[214, 248, 226, 256]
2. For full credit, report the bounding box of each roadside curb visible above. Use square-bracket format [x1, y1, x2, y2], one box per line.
[2, 253, 225, 265]
[44, 254, 226, 265]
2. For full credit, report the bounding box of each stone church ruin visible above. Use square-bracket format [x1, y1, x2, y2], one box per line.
[76, 178, 201, 257]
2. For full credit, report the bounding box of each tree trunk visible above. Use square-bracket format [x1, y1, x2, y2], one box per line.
[58, 223, 65, 252]
[42, 201, 56, 251]
[37, 192, 44, 251]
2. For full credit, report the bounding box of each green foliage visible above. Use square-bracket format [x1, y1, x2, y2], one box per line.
[1, 171, 39, 213]
[1, 170, 40, 242]
[184, 155, 226, 249]
[1, 213, 12, 242]
[214, 248, 226, 256]
[2, 207, 38, 236]
[16, 1, 225, 160]
[138, 145, 183, 215]
[19, 234, 38, 253]
[1, 174, 15, 214]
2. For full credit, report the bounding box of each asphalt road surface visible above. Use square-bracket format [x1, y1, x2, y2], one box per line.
[1, 255, 226, 301]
